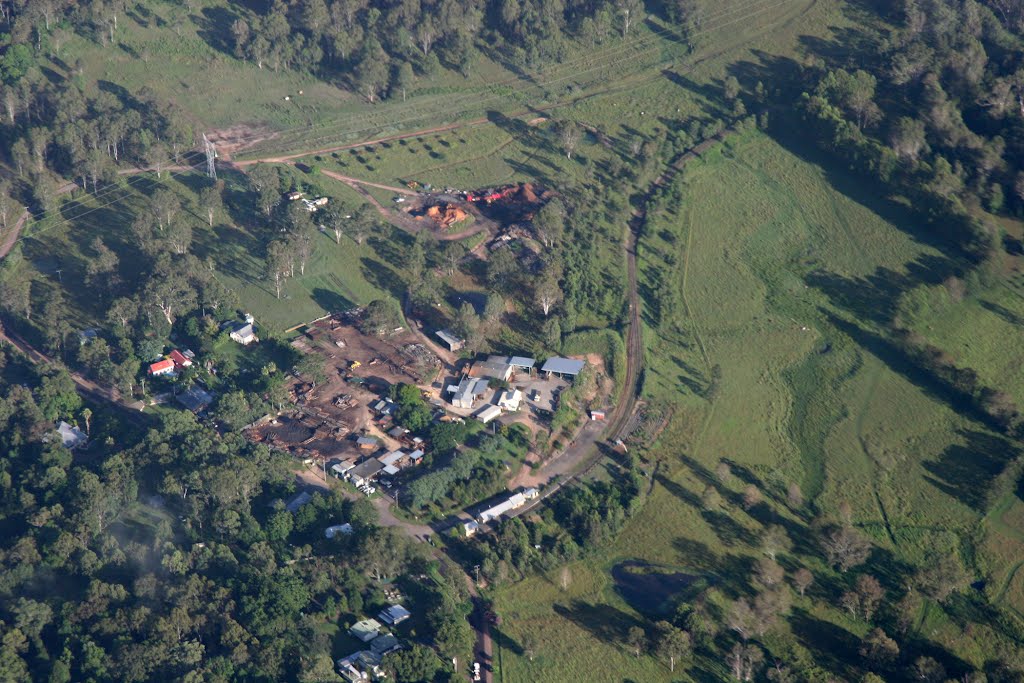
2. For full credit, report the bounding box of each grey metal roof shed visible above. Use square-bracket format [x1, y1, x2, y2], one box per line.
[508, 356, 536, 370]
[540, 357, 586, 376]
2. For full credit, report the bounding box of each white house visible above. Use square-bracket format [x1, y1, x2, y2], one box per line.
[478, 492, 527, 523]
[51, 421, 87, 450]
[497, 389, 522, 412]
[229, 322, 258, 345]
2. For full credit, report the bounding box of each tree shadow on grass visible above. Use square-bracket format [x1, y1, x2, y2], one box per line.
[492, 626, 523, 658]
[552, 600, 647, 651]
[359, 257, 403, 300]
[979, 299, 1024, 327]
[656, 472, 703, 509]
[923, 429, 1018, 512]
[700, 510, 759, 548]
[311, 288, 354, 315]
[825, 313, 1001, 432]
[806, 256, 955, 327]
[196, 5, 241, 57]
[788, 607, 859, 678]
[671, 360, 707, 397]
[211, 224, 262, 285]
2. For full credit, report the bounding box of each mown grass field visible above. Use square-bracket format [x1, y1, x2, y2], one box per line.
[491, 129, 1024, 681]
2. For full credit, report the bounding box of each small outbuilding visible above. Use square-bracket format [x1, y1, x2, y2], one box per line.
[356, 436, 379, 452]
[541, 357, 586, 378]
[378, 604, 411, 626]
[497, 389, 523, 412]
[475, 404, 502, 424]
[435, 329, 465, 352]
[349, 618, 383, 643]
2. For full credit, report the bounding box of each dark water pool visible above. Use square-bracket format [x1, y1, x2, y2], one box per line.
[611, 560, 703, 615]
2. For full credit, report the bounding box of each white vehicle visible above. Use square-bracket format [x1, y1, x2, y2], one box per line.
[473, 662, 481, 681]
[393, 196, 406, 203]
[364, 487, 376, 495]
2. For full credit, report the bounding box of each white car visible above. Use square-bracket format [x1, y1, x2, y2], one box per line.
[473, 662, 481, 681]
[393, 196, 406, 203]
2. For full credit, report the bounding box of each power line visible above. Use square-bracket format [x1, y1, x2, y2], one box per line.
[6, 0, 783, 230]
[246, 0, 792, 157]
[8, 0, 802, 250]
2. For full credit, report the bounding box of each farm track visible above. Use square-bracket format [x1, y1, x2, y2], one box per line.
[853, 361, 899, 547]
[0, 325, 147, 425]
[0, 6, 819, 678]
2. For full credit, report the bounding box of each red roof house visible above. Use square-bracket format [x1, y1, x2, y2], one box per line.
[169, 350, 192, 370]
[148, 359, 175, 376]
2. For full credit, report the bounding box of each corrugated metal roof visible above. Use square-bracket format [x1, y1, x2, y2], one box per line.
[378, 450, 405, 466]
[476, 404, 502, 423]
[508, 356, 535, 369]
[435, 329, 464, 346]
[541, 357, 586, 375]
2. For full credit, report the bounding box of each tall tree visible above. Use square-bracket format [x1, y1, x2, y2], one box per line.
[198, 182, 223, 227]
[266, 240, 291, 299]
[655, 621, 690, 672]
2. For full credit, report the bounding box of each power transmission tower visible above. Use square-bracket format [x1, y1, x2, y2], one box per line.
[203, 134, 217, 180]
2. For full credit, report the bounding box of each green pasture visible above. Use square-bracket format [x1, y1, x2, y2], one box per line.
[492, 130, 1024, 681]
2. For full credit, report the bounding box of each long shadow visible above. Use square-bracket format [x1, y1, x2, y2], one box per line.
[491, 626, 524, 658]
[656, 472, 703, 509]
[311, 288, 354, 314]
[661, 70, 727, 109]
[671, 537, 719, 569]
[551, 600, 647, 650]
[700, 509, 759, 548]
[825, 313, 1002, 431]
[360, 258, 403, 299]
[979, 299, 1024, 327]
[923, 429, 1018, 511]
[196, 5, 241, 57]
[807, 255, 957, 326]
[788, 607, 859, 679]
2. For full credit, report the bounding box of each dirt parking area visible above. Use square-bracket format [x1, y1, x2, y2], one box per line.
[250, 311, 444, 466]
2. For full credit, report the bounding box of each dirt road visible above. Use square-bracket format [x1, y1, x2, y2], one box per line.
[0, 209, 29, 259]
[0, 325, 147, 424]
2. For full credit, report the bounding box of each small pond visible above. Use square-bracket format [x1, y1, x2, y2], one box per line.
[611, 560, 706, 616]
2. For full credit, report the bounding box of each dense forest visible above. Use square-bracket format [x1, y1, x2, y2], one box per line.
[0, 349, 479, 682]
[793, 0, 1024, 254]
